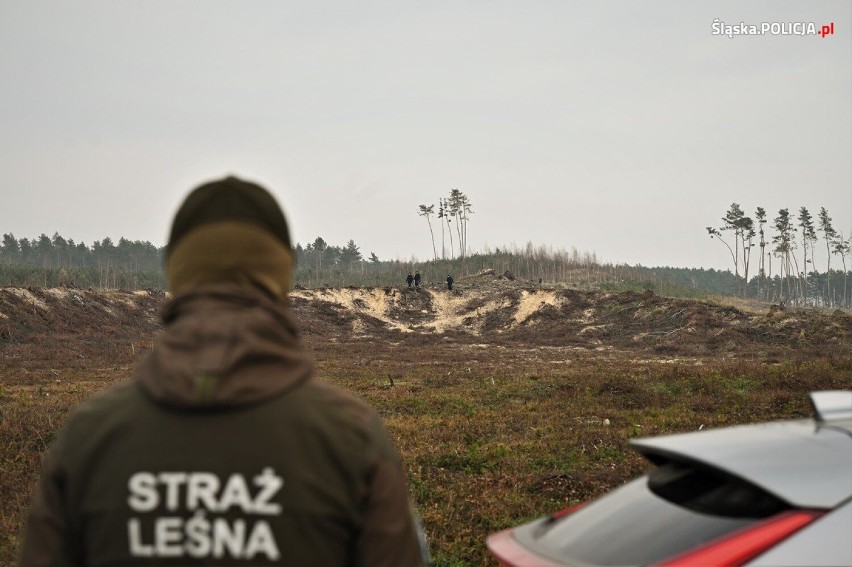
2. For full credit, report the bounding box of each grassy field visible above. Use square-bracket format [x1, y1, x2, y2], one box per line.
[1, 286, 851, 565]
[314, 339, 849, 565]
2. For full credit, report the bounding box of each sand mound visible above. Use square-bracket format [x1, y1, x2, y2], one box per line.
[3, 275, 851, 360]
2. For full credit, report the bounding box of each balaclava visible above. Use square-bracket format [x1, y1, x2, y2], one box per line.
[165, 176, 293, 305]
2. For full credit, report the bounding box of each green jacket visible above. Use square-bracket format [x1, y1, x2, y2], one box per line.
[21, 286, 425, 566]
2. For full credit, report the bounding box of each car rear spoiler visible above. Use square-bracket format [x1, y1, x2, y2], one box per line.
[629, 391, 852, 508]
[810, 390, 852, 423]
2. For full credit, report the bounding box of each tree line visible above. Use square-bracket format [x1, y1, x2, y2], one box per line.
[707, 204, 851, 307]
[0, 229, 723, 297]
[0, 233, 165, 288]
[293, 237, 374, 287]
[3, 226, 851, 308]
[1, 233, 164, 270]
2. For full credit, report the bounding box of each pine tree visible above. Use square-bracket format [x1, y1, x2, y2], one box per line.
[1, 233, 19, 265]
[773, 209, 796, 303]
[312, 236, 328, 272]
[738, 215, 754, 297]
[417, 204, 437, 261]
[831, 234, 850, 307]
[707, 203, 743, 292]
[444, 198, 455, 260]
[340, 239, 362, 271]
[817, 207, 838, 305]
[755, 207, 767, 298]
[447, 189, 463, 258]
[722, 203, 745, 283]
[797, 207, 817, 304]
[460, 193, 473, 258]
[437, 199, 446, 260]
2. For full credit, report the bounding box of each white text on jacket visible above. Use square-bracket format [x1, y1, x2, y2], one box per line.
[127, 468, 283, 560]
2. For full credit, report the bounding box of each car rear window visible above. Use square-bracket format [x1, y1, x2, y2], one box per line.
[514, 463, 791, 566]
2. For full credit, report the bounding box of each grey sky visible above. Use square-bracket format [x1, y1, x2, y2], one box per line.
[1, 1, 849, 271]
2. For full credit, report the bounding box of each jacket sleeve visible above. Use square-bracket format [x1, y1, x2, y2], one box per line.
[356, 417, 428, 567]
[19, 438, 77, 567]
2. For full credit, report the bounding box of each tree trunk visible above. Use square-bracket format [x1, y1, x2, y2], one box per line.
[825, 239, 832, 306]
[426, 217, 437, 261]
[455, 216, 463, 259]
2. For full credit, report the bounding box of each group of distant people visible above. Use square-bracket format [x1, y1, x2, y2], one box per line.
[406, 272, 454, 290]
[406, 271, 421, 288]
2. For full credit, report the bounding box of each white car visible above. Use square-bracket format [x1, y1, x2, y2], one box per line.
[488, 391, 852, 567]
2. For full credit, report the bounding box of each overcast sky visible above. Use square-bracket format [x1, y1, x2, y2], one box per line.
[1, 1, 849, 271]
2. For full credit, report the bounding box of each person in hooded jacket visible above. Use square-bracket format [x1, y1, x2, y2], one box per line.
[20, 176, 428, 567]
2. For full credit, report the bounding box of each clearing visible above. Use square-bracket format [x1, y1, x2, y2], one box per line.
[1, 273, 850, 565]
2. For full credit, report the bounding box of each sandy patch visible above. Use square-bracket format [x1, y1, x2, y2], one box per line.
[5, 288, 49, 310]
[112, 297, 140, 310]
[43, 288, 70, 300]
[422, 290, 492, 334]
[459, 296, 515, 334]
[292, 288, 413, 333]
[513, 290, 565, 325]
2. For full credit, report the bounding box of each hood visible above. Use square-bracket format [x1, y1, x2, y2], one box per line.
[136, 285, 314, 409]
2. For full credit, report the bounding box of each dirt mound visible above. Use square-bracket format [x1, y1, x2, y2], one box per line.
[3, 278, 851, 361]
[0, 287, 164, 376]
[288, 277, 852, 358]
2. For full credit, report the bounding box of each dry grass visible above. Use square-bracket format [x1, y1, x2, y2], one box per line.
[703, 294, 778, 315]
[0, 371, 128, 565]
[316, 340, 849, 565]
[1, 286, 851, 565]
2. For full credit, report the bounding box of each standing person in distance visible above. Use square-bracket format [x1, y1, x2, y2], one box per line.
[20, 176, 428, 567]
[414, 271, 421, 288]
[406, 273, 414, 289]
[446, 275, 454, 290]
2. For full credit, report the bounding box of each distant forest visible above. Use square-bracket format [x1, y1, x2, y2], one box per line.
[0, 233, 165, 289]
[1, 231, 850, 307]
